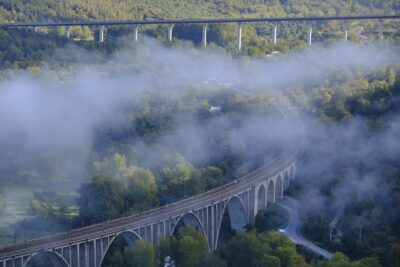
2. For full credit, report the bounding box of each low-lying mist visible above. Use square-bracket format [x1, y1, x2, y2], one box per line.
[0, 37, 399, 234]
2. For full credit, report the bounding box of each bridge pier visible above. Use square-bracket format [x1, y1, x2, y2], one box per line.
[378, 20, 384, 41]
[308, 24, 313, 46]
[273, 23, 277, 46]
[342, 23, 348, 42]
[237, 23, 242, 51]
[99, 26, 105, 43]
[133, 26, 139, 42]
[202, 24, 208, 48]
[65, 27, 71, 38]
[167, 24, 174, 43]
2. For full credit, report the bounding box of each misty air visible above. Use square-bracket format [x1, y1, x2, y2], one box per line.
[0, 1, 399, 267]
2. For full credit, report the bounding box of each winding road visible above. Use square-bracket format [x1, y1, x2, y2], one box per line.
[279, 197, 334, 260]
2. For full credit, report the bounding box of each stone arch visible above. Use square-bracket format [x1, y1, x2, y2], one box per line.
[276, 175, 283, 200]
[172, 212, 207, 238]
[290, 165, 295, 179]
[100, 230, 141, 267]
[215, 196, 248, 249]
[24, 251, 69, 267]
[284, 171, 290, 190]
[257, 184, 266, 211]
[267, 179, 275, 207]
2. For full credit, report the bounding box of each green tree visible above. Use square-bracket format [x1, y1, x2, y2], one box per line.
[176, 226, 210, 267]
[387, 244, 400, 267]
[158, 226, 225, 267]
[202, 166, 224, 189]
[227, 231, 309, 267]
[93, 153, 157, 212]
[126, 168, 157, 211]
[30, 197, 47, 217]
[124, 240, 157, 267]
[159, 154, 204, 200]
[93, 153, 135, 180]
[318, 252, 359, 267]
[226, 231, 268, 267]
[77, 174, 125, 225]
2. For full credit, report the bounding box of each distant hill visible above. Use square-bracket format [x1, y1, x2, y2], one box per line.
[0, 0, 399, 23]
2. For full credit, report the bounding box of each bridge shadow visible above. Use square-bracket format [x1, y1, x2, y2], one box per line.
[25, 251, 68, 267]
[172, 213, 206, 238]
[100, 231, 141, 267]
[215, 207, 236, 256]
[216, 196, 248, 255]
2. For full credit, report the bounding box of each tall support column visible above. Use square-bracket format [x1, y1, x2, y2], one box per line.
[308, 24, 313, 46]
[99, 26, 105, 43]
[202, 24, 208, 48]
[273, 23, 277, 46]
[65, 26, 71, 38]
[378, 20, 384, 41]
[211, 204, 215, 251]
[237, 23, 242, 51]
[167, 24, 174, 43]
[344, 23, 348, 42]
[134, 26, 139, 42]
[77, 243, 80, 267]
[251, 186, 257, 225]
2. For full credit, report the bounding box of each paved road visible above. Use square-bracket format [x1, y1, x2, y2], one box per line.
[279, 197, 334, 260]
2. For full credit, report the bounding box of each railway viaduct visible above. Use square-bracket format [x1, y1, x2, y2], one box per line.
[0, 147, 298, 267]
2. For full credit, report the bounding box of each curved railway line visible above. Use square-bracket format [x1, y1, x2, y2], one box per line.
[1, 143, 300, 265]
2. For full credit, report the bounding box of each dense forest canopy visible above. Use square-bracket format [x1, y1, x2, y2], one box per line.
[1, 0, 399, 22]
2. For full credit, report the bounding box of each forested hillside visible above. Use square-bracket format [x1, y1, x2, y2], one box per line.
[1, 0, 399, 22]
[0, 0, 399, 69]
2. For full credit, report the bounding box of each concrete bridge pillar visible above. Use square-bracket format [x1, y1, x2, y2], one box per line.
[308, 24, 313, 46]
[202, 24, 208, 48]
[99, 26, 105, 43]
[134, 26, 139, 42]
[378, 20, 384, 41]
[65, 26, 71, 38]
[273, 23, 277, 46]
[343, 23, 348, 42]
[237, 23, 242, 51]
[167, 24, 174, 43]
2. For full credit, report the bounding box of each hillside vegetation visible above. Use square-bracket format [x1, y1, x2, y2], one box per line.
[0, 0, 399, 68]
[1, 0, 399, 22]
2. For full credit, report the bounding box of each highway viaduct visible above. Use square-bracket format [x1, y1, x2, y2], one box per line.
[1, 15, 400, 49]
[0, 146, 298, 267]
